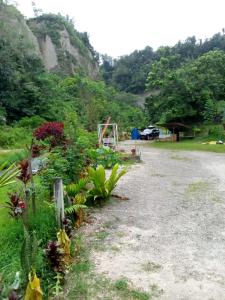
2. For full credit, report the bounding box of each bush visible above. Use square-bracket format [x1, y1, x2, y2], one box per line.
[88, 146, 121, 169]
[16, 116, 45, 129]
[0, 126, 32, 148]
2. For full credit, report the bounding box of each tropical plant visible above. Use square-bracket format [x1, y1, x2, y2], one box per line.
[24, 269, 43, 300]
[6, 193, 26, 219]
[88, 163, 126, 204]
[0, 162, 20, 189]
[65, 178, 88, 227]
[33, 122, 66, 149]
[45, 240, 64, 272]
[20, 228, 39, 280]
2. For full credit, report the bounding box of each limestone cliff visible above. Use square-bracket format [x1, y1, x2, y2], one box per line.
[0, 2, 99, 79]
[28, 14, 99, 79]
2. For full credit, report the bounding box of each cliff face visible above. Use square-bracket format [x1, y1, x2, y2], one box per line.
[0, 3, 99, 79]
[0, 3, 41, 58]
[28, 15, 99, 79]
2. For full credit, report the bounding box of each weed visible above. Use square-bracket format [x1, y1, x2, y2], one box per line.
[113, 277, 151, 300]
[186, 181, 209, 193]
[111, 245, 120, 252]
[130, 289, 150, 300]
[152, 173, 165, 177]
[114, 278, 129, 290]
[96, 230, 109, 241]
[170, 154, 191, 161]
[142, 262, 162, 273]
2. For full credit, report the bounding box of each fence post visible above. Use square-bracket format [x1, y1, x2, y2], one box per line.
[53, 177, 64, 228]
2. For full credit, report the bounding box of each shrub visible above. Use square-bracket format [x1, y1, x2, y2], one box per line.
[88, 163, 126, 204]
[88, 146, 121, 169]
[0, 127, 32, 148]
[16, 116, 45, 129]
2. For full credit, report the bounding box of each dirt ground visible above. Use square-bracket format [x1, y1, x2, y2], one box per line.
[81, 141, 225, 300]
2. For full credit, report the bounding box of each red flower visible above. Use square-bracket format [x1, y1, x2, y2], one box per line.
[18, 201, 26, 209]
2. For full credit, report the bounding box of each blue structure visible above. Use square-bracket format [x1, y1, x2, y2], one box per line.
[131, 128, 140, 140]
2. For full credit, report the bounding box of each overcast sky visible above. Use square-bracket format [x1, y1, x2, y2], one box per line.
[15, 0, 225, 58]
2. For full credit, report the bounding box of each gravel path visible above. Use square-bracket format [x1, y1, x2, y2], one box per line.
[83, 141, 225, 300]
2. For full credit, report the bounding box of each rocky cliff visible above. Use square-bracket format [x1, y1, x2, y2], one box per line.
[28, 14, 99, 78]
[0, 2, 99, 79]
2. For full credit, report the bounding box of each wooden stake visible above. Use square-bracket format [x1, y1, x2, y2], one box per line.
[53, 178, 65, 228]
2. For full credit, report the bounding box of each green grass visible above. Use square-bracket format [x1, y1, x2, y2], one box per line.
[186, 181, 209, 194]
[142, 262, 162, 273]
[0, 149, 28, 166]
[0, 178, 57, 298]
[65, 236, 152, 300]
[150, 139, 225, 153]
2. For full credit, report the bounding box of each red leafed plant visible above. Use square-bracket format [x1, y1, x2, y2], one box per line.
[6, 193, 26, 218]
[34, 122, 65, 147]
[17, 160, 30, 185]
[45, 240, 64, 272]
[31, 144, 43, 158]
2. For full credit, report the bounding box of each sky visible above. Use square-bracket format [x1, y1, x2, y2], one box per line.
[14, 0, 225, 58]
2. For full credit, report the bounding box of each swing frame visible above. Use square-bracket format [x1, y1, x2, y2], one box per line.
[97, 123, 118, 148]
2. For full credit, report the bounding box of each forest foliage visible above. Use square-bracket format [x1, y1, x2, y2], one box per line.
[0, 1, 146, 130]
[101, 33, 225, 125]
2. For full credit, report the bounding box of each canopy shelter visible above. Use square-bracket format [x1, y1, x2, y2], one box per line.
[157, 122, 194, 142]
[98, 123, 118, 148]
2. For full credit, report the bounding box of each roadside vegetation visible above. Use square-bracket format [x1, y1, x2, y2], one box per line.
[0, 118, 131, 299]
[1, 0, 225, 298]
[150, 139, 225, 153]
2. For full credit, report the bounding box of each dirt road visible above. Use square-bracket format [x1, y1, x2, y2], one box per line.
[80, 141, 225, 299]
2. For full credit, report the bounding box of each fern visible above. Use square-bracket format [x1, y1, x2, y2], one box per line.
[66, 178, 89, 198]
[65, 204, 87, 215]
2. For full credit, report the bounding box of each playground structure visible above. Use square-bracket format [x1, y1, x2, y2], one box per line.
[98, 118, 118, 148]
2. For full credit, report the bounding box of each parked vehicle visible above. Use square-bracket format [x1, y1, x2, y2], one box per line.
[140, 126, 160, 140]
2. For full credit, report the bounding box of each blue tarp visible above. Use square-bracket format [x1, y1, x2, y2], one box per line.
[131, 128, 140, 140]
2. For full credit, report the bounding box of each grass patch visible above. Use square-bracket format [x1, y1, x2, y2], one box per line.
[186, 181, 209, 193]
[0, 149, 28, 166]
[114, 278, 151, 300]
[0, 179, 57, 298]
[150, 139, 225, 153]
[170, 154, 191, 161]
[96, 230, 109, 241]
[65, 237, 153, 300]
[142, 262, 162, 273]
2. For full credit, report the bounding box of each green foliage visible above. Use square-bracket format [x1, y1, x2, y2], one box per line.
[66, 178, 89, 199]
[88, 146, 121, 169]
[20, 228, 39, 279]
[88, 164, 126, 203]
[150, 138, 225, 153]
[16, 116, 45, 129]
[0, 162, 20, 188]
[101, 47, 155, 93]
[145, 50, 225, 124]
[65, 204, 87, 215]
[0, 126, 32, 148]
